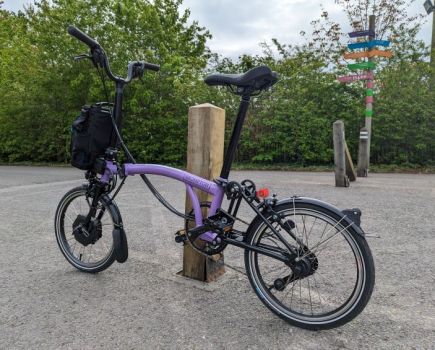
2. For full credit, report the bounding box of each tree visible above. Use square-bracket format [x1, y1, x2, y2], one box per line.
[0, 0, 211, 164]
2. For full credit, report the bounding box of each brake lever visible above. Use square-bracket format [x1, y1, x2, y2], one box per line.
[73, 54, 93, 61]
[138, 64, 145, 83]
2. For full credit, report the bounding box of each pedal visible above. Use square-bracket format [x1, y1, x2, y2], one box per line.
[186, 225, 210, 241]
[175, 229, 187, 244]
[204, 210, 234, 232]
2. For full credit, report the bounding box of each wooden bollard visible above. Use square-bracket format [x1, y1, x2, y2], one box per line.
[333, 121, 350, 187]
[357, 128, 369, 177]
[182, 103, 226, 282]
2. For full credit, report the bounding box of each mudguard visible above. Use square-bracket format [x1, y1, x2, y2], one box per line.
[101, 195, 128, 263]
[113, 228, 128, 263]
[276, 197, 366, 237]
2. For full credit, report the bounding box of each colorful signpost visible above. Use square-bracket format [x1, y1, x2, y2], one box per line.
[347, 61, 377, 70]
[347, 40, 390, 50]
[337, 71, 374, 83]
[336, 15, 392, 179]
[348, 29, 375, 38]
[344, 49, 393, 59]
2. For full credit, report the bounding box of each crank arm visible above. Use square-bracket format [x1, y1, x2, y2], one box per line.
[187, 225, 212, 241]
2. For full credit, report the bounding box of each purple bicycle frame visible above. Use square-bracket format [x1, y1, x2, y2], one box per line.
[101, 161, 225, 242]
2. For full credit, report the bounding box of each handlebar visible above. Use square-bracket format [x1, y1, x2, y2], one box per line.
[67, 25, 160, 84]
[68, 25, 100, 49]
[144, 63, 160, 72]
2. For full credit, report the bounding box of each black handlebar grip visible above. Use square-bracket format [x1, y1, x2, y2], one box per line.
[144, 62, 160, 72]
[67, 25, 100, 49]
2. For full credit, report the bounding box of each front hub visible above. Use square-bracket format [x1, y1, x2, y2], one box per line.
[72, 215, 102, 246]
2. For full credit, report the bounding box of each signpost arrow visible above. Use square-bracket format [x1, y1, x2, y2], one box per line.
[347, 61, 376, 70]
[348, 40, 390, 50]
[348, 30, 375, 38]
[337, 71, 374, 83]
[344, 49, 393, 59]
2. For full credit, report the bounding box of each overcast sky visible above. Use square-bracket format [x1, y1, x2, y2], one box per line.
[3, 0, 432, 58]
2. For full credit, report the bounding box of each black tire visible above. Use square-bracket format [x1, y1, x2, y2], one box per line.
[54, 185, 120, 273]
[244, 201, 375, 330]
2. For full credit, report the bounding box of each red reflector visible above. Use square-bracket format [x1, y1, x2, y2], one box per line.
[256, 188, 270, 198]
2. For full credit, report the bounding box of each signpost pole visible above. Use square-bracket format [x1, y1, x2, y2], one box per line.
[357, 14, 376, 177]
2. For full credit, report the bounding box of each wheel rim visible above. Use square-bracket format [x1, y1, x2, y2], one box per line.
[248, 207, 366, 325]
[55, 189, 114, 270]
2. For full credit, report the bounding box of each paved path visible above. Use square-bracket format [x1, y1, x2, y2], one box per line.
[0, 166, 434, 349]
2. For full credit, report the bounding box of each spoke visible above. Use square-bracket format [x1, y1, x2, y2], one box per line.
[311, 274, 325, 313]
[316, 240, 354, 259]
[307, 278, 313, 315]
[88, 245, 93, 263]
[307, 217, 317, 247]
[316, 216, 348, 246]
[71, 202, 80, 216]
[101, 238, 110, 254]
[319, 221, 329, 242]
[79, 245, 85, 261]
[290, 279, 296, 307]
[263, 264, 288, 275]
[71, 241, 77, 256]
[301, 215, 308, 245]
[297, 222, 353, 261]
[299, 279, 303, 313]
[255, 208, 363, 318]
[64, 214, 74, 224]
[281, 278, 298, 303]
[310, 226, 352, 258]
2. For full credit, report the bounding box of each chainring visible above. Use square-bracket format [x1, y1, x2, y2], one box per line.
[185, 202, 227, 256]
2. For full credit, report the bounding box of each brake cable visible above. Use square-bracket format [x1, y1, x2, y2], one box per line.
[93, 51, 194, 221]
[108, 112, 194, 221]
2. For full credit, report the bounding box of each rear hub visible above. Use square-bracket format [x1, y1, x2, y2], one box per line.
[273, 249, 319, 290]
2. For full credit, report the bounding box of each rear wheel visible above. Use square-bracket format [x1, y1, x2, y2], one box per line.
[244, 201, 375, 330]
[54, 186, 118, 273]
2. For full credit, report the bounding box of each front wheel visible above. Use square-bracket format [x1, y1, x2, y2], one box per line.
[244, 200, 375, 330]
[54, 185, 119, 273]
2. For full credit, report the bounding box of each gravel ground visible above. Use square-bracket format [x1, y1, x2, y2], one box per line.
[0, 166, 434, 349]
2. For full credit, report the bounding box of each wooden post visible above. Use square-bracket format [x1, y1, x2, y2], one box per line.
[182, 103, 226, 282]
[344, 142, 357, 182]
[357, 128, 369, 177]
[333, 120, 349, 187]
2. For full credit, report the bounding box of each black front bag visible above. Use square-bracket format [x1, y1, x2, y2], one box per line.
[70, 103, 116, 171]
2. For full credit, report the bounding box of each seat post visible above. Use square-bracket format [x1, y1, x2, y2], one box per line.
[219, 93, 251, 179]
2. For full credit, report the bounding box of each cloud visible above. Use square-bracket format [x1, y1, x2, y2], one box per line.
[2, 0, 30, 12]
[180, 0, 432, 59]
[3, 0, 431, 58]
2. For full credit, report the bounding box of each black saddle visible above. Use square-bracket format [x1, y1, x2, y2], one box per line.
[204, 66, 278, 93]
